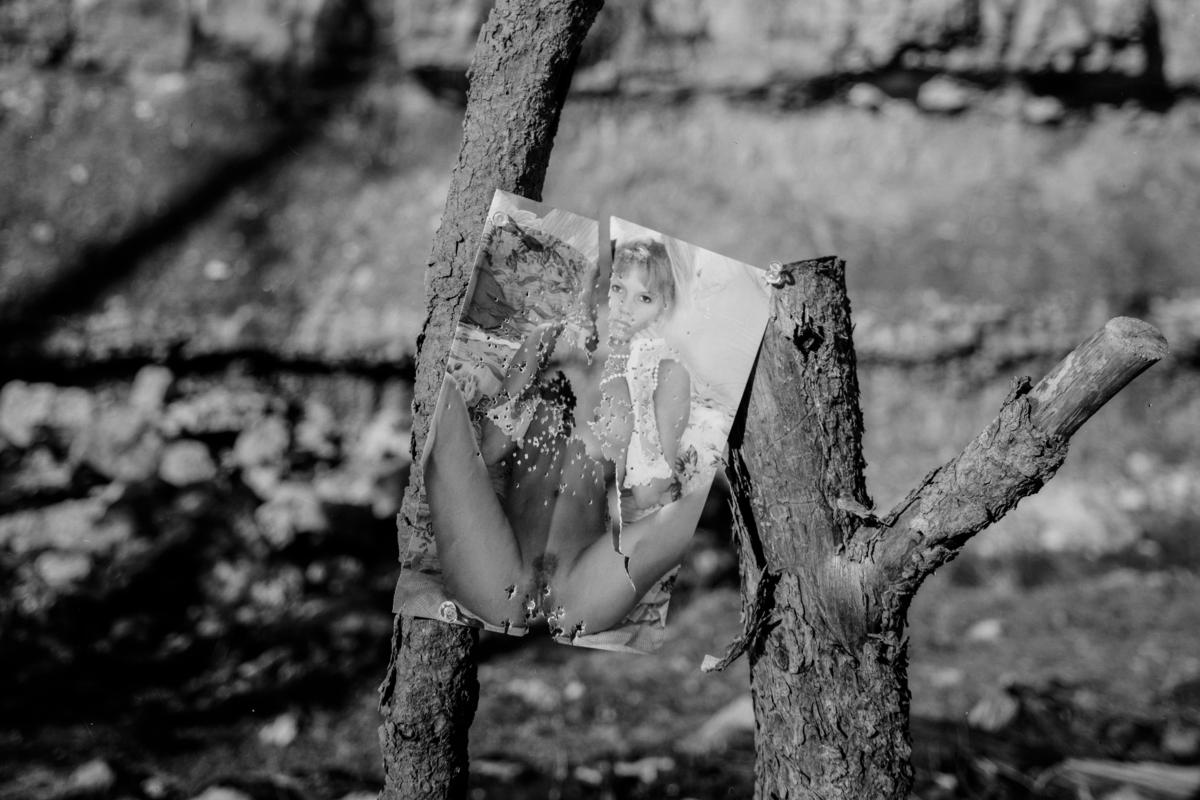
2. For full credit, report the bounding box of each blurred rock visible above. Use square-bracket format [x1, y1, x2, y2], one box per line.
[233, 416, 290, 472]
[0, 368, 402, 724]
[141, 775, 176, 799]
[0, 497, 132, 555]
[1023, 94, 1067, 125]
[159, 440, 218, 486]
[258, 711, 300, 747]
[563, 679, 586, 702]
[572, 765, 604, 786]
[162, 387, 272, 436]
[203, 258, 231, 282]
[33, 550, 93, 591]
[242, 465, 283, 500]
[130, 366, 173, 413]
[0, 380, 56, 448]
[846, 82, 887, 111]
[965, 617, 1004, 642]
[66, 758, 117, 795]
[917, 76, 973, 113]
[78, 405, 164, 484]
[6, 447, 74, 497]
[968, 687, 1022, 732]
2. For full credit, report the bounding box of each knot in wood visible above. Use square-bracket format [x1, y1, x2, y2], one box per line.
[791, 320, 825, 356]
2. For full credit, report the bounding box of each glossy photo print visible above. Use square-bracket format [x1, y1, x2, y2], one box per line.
[394, 192, 771, 652]
[597, 218, 772, 570]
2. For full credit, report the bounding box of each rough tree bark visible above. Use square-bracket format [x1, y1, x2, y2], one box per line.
[720, 258, 1166, 799]
[377, 2, 604, 798]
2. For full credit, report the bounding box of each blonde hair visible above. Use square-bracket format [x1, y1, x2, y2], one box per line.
[613, 239, 675, 307]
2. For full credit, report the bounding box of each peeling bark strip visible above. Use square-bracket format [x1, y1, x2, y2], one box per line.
[378, 2, 604, 798]
[727, 260, 1165, 799]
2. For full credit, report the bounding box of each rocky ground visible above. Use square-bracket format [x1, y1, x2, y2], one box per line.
[2, 1, 1200, 798]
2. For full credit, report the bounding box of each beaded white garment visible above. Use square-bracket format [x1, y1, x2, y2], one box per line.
[623, 336, 681, 488]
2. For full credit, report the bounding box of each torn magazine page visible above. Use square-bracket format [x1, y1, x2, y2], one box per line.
[394, 192, 770, 653]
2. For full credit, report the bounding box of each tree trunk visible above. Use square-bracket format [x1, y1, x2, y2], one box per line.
[377, 2, 603, 798]
[726, 259, 1165, 799]
[728, 258, 913, 797]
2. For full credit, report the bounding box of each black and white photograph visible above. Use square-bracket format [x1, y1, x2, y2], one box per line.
[401, 194, 769, 653]
[2, 2, 1198, 799]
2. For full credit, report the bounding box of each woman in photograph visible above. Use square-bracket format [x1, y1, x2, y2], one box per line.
[593, 241, 729, 533]
[593, 240, 691, 520]
[423, 234, 708, 639]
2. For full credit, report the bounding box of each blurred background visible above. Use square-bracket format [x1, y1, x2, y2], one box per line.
[1, 1, 1199, 798]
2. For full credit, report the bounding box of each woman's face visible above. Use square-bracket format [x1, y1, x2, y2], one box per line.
[608, 268, 667, 341]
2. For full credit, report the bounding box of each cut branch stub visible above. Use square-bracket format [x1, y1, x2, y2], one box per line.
[1027, 316, 1168, 438]
[862, 315, 1167, 629]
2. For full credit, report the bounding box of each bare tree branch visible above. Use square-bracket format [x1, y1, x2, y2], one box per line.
[856, 316, 1167, 628]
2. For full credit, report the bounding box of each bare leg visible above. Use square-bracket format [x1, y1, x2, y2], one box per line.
[549, 487, 706, 636]
[423, 377, 529, 626]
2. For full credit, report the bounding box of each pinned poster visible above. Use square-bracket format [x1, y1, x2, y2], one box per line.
[394, 191, 771, 653]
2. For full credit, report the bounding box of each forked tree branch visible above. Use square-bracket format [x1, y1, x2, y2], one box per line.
[856, 316, 1167, 627]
